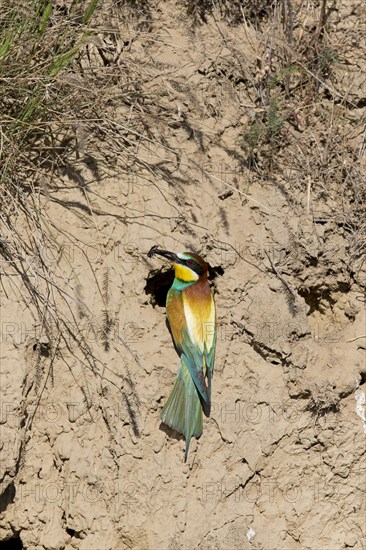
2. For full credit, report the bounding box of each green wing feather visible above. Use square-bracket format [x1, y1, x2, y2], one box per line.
[181, 329, 216, 416]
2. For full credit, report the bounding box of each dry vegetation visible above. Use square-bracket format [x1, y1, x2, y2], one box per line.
[0, 0, 143, 451]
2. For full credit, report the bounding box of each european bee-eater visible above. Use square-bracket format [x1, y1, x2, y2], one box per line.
[148, 246, 216, 461]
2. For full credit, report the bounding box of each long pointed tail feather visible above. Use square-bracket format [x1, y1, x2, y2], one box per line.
[160, 355, 202, 461]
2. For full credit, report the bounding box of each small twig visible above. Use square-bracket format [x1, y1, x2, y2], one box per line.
[265, 250, 298, 315]
[198, 166, 272, 213]
[307, 175, 312, 216]
[317, 0, 327, 41]
[346, 335, 366, 343]
[284, 0, 294, 45]
[296, 61, 358, 109]
[265, 250, 290, 293]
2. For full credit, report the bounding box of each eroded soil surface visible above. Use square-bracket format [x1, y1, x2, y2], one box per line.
[1, 1, 365, 549]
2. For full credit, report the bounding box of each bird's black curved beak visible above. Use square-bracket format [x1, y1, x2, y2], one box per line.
[147, 246, 180, 263]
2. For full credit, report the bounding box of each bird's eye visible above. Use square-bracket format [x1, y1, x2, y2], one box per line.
[187, 259, 195, 267]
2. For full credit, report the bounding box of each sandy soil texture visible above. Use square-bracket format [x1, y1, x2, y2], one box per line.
[0, 1, 365, 549]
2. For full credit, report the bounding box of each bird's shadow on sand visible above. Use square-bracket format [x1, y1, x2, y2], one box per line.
[159, 422, 184, 444]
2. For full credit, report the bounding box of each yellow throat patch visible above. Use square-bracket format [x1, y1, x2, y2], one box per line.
[174, 263, 199, 282]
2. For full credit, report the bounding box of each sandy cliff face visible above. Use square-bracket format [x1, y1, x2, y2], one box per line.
[0, 1, 365, 549]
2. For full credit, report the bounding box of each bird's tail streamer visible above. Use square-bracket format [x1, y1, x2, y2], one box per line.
[160, 355, 202, 461]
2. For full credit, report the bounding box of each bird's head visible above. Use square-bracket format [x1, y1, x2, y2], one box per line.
[148, 246, 208, 282]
